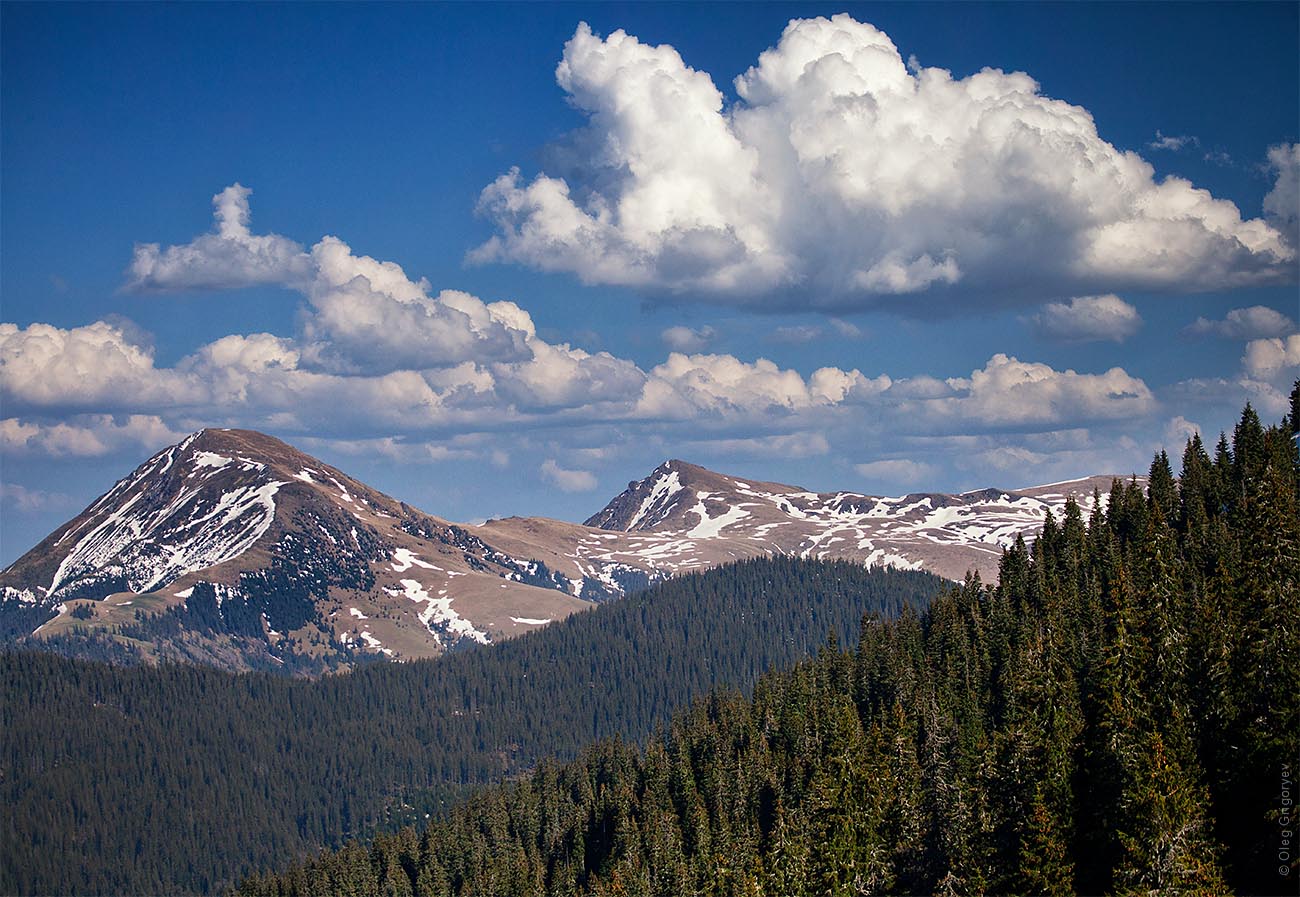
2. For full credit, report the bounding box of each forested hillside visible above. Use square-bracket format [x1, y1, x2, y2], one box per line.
[238, 393, 1299, 897]
[1, 559, 939, 896]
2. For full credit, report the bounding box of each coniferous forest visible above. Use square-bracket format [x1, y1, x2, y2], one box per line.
[236, 392, 1299, 897]
[0, 558, 939, 896]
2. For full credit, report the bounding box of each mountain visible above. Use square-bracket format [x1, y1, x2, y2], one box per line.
[0, 432, 1126, 672]
[0, 429, 591, 672]
[480, 458, 1121, 585]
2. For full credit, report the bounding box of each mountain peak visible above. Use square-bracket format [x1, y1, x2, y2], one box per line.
[584, 459, 805, 532]
[0, 428, 594, 672]
[176, 428, 316, 469]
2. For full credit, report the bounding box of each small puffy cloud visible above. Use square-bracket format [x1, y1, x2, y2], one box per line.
[1165, 415, 1201, 445]
[637, 353, 812, 418]
[770, 324, 824, 344]
[127, 184, 312, 291]
[126, 186, 537, 378]
[473, 16, 1295, 309]
[854, 458, 937, 486]
[540, 459, 598, 492]
[301, 239, 532, 374]
[1185, 305, 1297, 340]
[887, 374, 957, 400]
[0, 418, 38, 451]
[661, 324, 717, 352]
[1029, 294, 1142, 343]
[493, 341, 646, 411]
[1243, 333, 1300, 379]
[636, 352, 883, 419]
[0, 483, 79, 513]
[829, 318, 864, 339]
[1148, 131, 1198, 152]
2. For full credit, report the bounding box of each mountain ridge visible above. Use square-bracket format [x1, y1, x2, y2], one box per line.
[0, 428, 1133, 672]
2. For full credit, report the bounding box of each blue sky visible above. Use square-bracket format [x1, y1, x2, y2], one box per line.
[2, 2, 1298, 565]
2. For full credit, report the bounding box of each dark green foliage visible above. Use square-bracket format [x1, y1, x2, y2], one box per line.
[241, 387, 1298, 897]
[0, 558, 938, 896]
[0, 601, 55, 640]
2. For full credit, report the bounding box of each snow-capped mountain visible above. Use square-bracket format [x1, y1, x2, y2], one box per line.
[0, 429, 591, 671]
[477, 459, 1120, 586]
[0, 434, 1129, 673]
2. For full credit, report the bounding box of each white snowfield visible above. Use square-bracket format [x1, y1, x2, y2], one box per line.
[44, 435, 285, 598]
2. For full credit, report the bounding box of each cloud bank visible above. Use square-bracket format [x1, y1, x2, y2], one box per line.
[471, 16, 1296, 309]
[0, 186, 1179, 487]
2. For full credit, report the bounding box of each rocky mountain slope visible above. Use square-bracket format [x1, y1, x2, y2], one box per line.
[0, 429, 590, 672]
[0, 433, 1128, 673]
[478, 459, 1120, 585]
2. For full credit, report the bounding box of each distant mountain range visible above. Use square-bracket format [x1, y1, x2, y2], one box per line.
[0, 428, 1126, 672]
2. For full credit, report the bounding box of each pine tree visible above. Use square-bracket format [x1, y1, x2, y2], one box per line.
[1147, 450, 1178, 529]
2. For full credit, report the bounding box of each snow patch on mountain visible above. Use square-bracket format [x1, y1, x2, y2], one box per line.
[390, 548, 438, 573]
[399, 578, 490, 646]
[2, 586, 39, 604]
[192, 451, 233, 470]
[686, 494, 751, 538]
[628, 469, 685, 530]
[47, 467, 285, 597]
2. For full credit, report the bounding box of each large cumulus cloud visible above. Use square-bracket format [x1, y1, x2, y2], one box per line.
[471, 16, 1295, 308]
[0, 321, 205, 413]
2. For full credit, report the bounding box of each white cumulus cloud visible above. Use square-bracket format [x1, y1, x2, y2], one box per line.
[926, 354, 1155, 429]
[127, 184, 313, 291]
[1030, 294, 1143, 343]
[540, 459, 598, 492]
[661, 325, 717, 352]
[0, 321, 204, 412]
[1243, 333, 1300, 379]
[2, 184, 1176, 510]
[1186, 305, 1298, 340]
[472, 16, 1295, 308]
[0, 415, 182, 457]
[635, 352, 886, 419]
